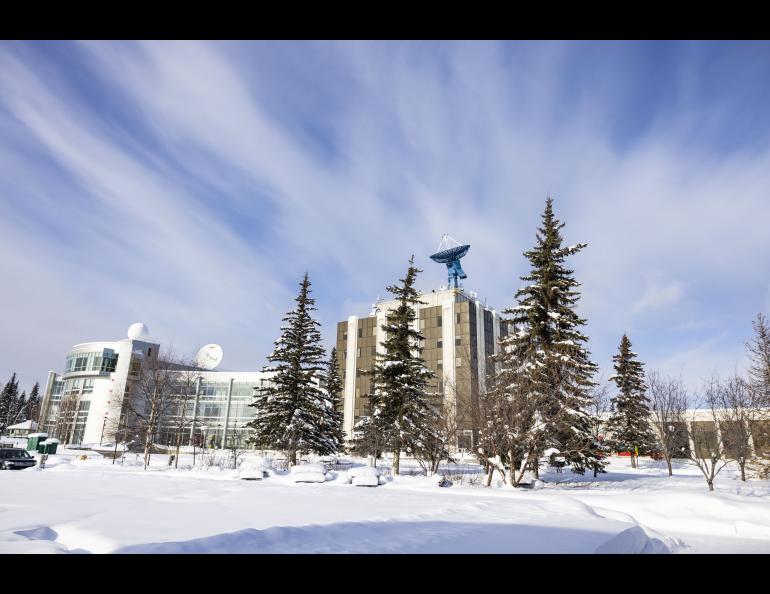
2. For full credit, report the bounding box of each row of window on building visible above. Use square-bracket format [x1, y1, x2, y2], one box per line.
[64, 351, 119, 374]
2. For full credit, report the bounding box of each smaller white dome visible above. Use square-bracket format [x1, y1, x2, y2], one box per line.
[127, 322, 150, 340]
[196, 344, 224, 370]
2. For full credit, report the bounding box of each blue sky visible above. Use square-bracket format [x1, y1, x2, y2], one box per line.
[1, 40, 769, 394]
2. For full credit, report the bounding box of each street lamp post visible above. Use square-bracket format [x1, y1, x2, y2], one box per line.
[99, 415, 108, 447]
[200, 425, 208, 461]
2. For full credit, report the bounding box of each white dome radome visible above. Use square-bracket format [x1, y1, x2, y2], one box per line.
[127, 322, 150, 340]
[196, 344, 224, 370]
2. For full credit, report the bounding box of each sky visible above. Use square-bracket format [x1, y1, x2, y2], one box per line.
[1, 40, 769, 396]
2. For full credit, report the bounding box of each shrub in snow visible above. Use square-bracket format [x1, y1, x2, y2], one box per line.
[289, 463, 327, 483]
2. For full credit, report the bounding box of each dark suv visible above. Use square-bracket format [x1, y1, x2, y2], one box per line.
[0, 448, 37, 470]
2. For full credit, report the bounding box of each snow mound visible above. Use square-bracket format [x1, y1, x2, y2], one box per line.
[594, 525, 676, 554]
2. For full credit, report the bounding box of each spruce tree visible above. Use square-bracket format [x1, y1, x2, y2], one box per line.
[502, 197, 603, 474]
[27, 382, 41, 423]
[354, 256, 440, 475]
[320, 348, 345, 454]
[0, 373, 19, 432]
[605, 334, 656, 468]
[247, 273, 335, 465]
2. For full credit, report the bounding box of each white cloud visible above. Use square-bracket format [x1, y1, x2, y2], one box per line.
[1, 41, 769, 391]
[632, 278, 686, 313]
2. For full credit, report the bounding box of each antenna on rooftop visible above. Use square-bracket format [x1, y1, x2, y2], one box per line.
[430, 234, 470, 289]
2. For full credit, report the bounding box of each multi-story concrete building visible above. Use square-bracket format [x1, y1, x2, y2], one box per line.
[39, 324, 271, 448]
[336, 286, 512, 451]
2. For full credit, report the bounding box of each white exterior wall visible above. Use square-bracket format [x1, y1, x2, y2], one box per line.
[474, 299, 486, 394]
[343, 316, 359, 439]
[491, 309, 501, 375]
[441, 298, 457, 418]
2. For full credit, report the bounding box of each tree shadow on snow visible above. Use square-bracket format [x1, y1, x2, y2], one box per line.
[114, 520, 673, 554]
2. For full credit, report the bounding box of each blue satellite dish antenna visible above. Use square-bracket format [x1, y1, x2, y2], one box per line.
[430, 234, 470, 289]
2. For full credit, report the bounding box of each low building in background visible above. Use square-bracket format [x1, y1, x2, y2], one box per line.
[5, 420, 38, 437]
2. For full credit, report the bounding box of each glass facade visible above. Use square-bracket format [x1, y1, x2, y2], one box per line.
[155, 376, 268, 449]
[64, 351, 119, 374]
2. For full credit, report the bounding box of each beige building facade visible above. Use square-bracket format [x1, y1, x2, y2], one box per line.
[336, 287, 512, 451]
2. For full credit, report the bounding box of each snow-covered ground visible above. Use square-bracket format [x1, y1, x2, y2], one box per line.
[2, 445, 769, 554]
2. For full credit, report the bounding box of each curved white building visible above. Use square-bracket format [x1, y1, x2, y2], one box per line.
[39, 327, 271, 448]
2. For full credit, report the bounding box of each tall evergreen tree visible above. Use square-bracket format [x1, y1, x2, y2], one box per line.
[320, 348, 345, 454]
[0, 373, 19, 432]
[605, 334, 656, 468]
[247, 273, 335, 465]
[501, 197, 603, 474]
[353, 256, 440, 475]
[27, 382, 41, 423]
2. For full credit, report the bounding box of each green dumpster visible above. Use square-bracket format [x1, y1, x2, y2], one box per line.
[27, 433, 48, 451]
[38, 439, 59, 455]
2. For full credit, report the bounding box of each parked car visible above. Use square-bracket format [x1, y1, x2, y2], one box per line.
[349, 466, 381, 487]
[289, 463, 327, 483]
[0, 448, 37, 470]
[238, 457, 271, 480]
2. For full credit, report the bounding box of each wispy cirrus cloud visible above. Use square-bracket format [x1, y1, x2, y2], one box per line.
[1, 40, 769, 392]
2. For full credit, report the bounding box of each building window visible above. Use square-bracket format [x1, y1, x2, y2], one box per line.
[456, 357, 462, 367]
[357, 348, 361, 358]
[455, 337, 461, 346]
[437, 360, 443, 369]
[358, 328, 363, 338]
[101, 354, 119, 373]
[456, 313, 461, 324]
[437, 316, 442, 327]
[437, 340, 442, 349]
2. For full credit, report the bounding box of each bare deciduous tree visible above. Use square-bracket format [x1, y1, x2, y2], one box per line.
[166, 365, 201, 469]
[710, 374, 761, 482]
[587, 381, 612, 477]
[128, 348, 179, 470]
[746, 313, 770, 407]
[686, 378, 730, 492]
[412, 395, 457, 475]
[648, 372, 689, 477]
[226, 420, 248, 470]
[474, 362, 551, 488]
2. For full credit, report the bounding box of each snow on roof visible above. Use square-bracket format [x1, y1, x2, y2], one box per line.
[27, 432, 48, 438]
[7, 420, 37, 430]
